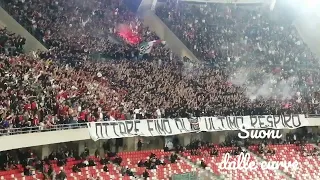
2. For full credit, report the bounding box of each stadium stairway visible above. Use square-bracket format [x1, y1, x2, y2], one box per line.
[0, 20, 4, 28]
[138, 0, 199, 62]
[140, 9, 200, 63]
[0, 5, 47, 52]
[294, 14, 320, 60]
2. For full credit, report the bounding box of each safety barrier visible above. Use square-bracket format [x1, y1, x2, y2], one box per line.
[1, 114, 320, 137]
[0, 123, 87, 136]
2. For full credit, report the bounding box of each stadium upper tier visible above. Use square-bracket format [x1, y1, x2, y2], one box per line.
[0, 0, 319, 135]
[1, 0, 320, 180]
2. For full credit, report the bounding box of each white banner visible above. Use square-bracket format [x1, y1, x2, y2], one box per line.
[199, 114, 307, 131]
[87, 115, 307, 141]
[87, 118, 199, 141]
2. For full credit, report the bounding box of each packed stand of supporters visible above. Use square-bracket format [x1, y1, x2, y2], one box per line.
[1, 0, 161, 61]
[1, 0, 320, 132]
[156, 1, 320, 112]
[0, 27, 25, 55]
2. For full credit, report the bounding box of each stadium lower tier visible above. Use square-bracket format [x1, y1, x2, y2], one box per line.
[0, 149, 195, 180]
[182, 144, 320, 180]
[1, 145, 320, 180]
[250, 144, 320, 180]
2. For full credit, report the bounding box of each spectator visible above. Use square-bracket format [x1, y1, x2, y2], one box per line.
[0, 0, 320, 137]
[200, 160, 207, 168]
[56, 169, 67, 180]
[82, 159, 89, 167]
[100, 156, 109, 165]
[143, 169, 150, 179]
[103, 165, 108, 172]
[84, 147, 90, 157]
[210, 147, 218, 156]
[125, 168, 134, 176]
[88, 159, 96, 166]
[170, 153, 178, 163]
[94, 149, 100, 158]
[23, 166, 31, 176]
[113, 156, 122, 166]
[72, 165, 81, 173]
[120, 166, 126, 176]
[137, 160, 144, 167]
[0, 28, 25, 56]
[47, 165, 54, 177]
[137, 139, 142, 151]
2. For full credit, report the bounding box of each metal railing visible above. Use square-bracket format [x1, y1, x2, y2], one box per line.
[0, 123, 88, 136]
[0, 114, 320, 136]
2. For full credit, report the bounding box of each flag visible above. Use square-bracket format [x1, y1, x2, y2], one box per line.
[139, 40, 166, 56]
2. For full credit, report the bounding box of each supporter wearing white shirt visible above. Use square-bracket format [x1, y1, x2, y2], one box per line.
[167, 141, 173, 150]
[83, 160, 89, 166]
[133, 108, 141, 119]
[39, 122, 45, 130]
[98, 107, 103, 121]
[156, 108, 162, 119]
[77, 105, 82, 112]
[141, 109, 146, 118]
[109, 116, 116, 121]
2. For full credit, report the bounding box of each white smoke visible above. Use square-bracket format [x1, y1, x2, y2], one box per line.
[229, 67, 298, 101]
[181, 59, 204, 78]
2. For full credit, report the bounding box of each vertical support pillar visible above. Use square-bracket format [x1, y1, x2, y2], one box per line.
[125, 137, 136, 151]
[78, 141, 85, 156]
[211, 132, 225, 144]
[41, 145, 50, 159]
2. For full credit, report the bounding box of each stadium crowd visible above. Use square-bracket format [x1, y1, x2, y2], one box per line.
[0, 27, 25, 55]
[1, 127, 317, 179]
[156, 1, 320, 108]
[0, 0, 320, 132]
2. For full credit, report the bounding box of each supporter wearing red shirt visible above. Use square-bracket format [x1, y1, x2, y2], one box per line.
[31, 101, 37, 110]
[32, 115, 39, 126]
[18, 115, 24, 122]
[63, 105, 69, 115]
[109, 109, 117, 120]
[24, 103, 31, 111]
[116, 112, 126, 120]
[87, 113, 96, 122]
[31, 101, 38, 115]
[78, 110, 87, 122]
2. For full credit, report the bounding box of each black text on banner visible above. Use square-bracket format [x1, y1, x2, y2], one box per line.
[87, 115, 308, 141]
[87, 118, 198, 140]
[200, 114, 305, 131]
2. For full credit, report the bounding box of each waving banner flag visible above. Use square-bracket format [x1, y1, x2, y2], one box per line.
[139, 40, 166, 55]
